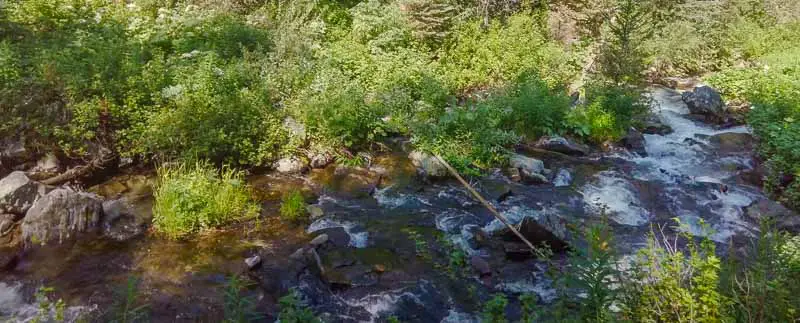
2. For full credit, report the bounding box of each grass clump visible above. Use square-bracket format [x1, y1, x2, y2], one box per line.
[279, 190, 308, 222]
[153, 162, 260, 239]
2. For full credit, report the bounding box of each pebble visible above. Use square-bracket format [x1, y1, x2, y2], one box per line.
[245, 255, 262, 270]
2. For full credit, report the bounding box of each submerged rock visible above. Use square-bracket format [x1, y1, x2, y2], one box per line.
[682, 86, 726, 120]
[497, 217, 568, 255]
[479, 178, 514, 202]
[314, 227, 351, 248]
[709, 132, 755, 155]
[101, 199, 145, 241]
[620, 128, 647, 156]
[641, 116, 673, 135]
[21, 188, 104, 245]
[325, 264, 378, 288]
[470, 255, 492, 276]
[409, 151, 448, 178]
[553, 169, 573, 187]
[0, 171, 48, 216]
[535, 136, 590, 156]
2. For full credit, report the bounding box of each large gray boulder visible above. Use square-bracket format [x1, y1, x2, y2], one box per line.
[409, 151, 448, 178]
[535, 136, 590, 156]
[22, 188, 104, 245]
[510, 154, 545, 175]
[682, 86, 726, 118]
[509, 153, 548, 184]
[0, 171, 48, 215]
[274, 157, 308, 173]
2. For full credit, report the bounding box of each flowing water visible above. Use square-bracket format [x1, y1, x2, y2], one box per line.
[0, 86, 787, 322]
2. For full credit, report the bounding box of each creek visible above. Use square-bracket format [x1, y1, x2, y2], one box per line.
[0, 86, 790, 322]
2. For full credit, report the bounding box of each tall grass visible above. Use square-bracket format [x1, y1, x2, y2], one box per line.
[153, 162, 260, 239]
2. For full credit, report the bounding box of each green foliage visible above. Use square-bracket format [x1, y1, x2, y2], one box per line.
[566, 223, 618, 322]
[410, 102, 519, 175]
[481, 294, 508, 323]
[597, 0, 657, 85]
[108, 276, 149, 323]
[496, 73, 573, 138]
[400, 0, 457, 46]
[279, 190, 308, 222]
[278, 289, 319, 323]
[31, 286, 66, 323]
[721, 221, 800, 322]
[223, 275, 263, 323]
[152, 162, 260, 239]
[567, 83, 649, 143]
[620, 223, 725, 322]
[439, 13, 577, 92]
[519, 294, 540, 323]
[707, 27, 800, 209]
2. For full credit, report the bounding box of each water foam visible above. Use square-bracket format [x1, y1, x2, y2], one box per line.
[582, 172, 649, 226]
[308, 218, 369, 248]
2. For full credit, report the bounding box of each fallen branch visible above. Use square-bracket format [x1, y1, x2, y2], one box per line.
[41, 149, 117, 186]
[433, 154, 538, 254]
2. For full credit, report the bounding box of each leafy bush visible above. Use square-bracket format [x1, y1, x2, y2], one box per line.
[279, 190, 308, 222]
[153, 162, 260, 239]
[567, 83, 649, 143]
[278, 289, 319, 323]
[438, 13, 577, 92]
[495, 73, 572, 138]
[410, 102, 519, 175]
[481, 294, 508, 323]
[139, 52, 288, 165]
[621, 226, 725, 322]
[722, 222, 800, 322]
[223, 275, 263, 323]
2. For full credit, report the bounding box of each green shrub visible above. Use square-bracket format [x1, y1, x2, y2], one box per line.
[278, 289, 319, 323]
[620, 223, 725, 322]
[292, 70, 387, 149]
[153, 162, 260, 239]
[223, 275, 263, 323]
[139, 52, 288, 165]
[496, 73, 572, 138]
[439, 13, 577, 92]
[567, 83, 649, 143]
[519, 294, 540, 323]
[707, 38, 800, 209]
[279, 190, 307, 222]
[410, 102, 519, 175]
[481, 294, 508, 323]
[721, 221, 800, 322]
